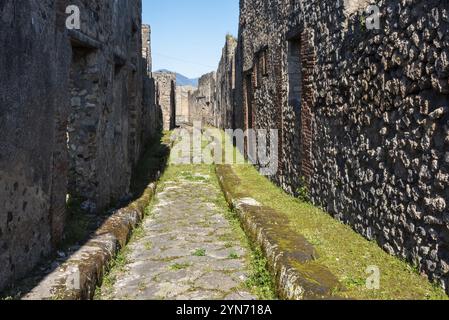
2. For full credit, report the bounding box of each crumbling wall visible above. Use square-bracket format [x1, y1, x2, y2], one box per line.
[226, 0, 449, 292]
[176, 85, 196, 125]
[153, 72, 177, 131]
[188, 35, 236, 130]
[216, 35, 237, 129]
[142, 24, 161, 142]
[142, 25, 152, 75]
[0, 0, 156, 291]
[188, 72, 216, 126]
[63, 0, 146, 211]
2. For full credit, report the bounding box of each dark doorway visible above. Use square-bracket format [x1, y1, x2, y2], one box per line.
[244, 71, 254, 130]
[287, 30, 314, 184]
[67, 45, 99, 208]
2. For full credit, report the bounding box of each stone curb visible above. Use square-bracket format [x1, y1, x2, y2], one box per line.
[22, 181, 160, 300]
[216, 165, 344, 300]
[21, 137, 172, 300]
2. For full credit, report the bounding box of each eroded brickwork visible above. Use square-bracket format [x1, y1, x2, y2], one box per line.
[0, 1, 157, 291]
[154, 71, 177, 131]
[214, 0, 449, 292]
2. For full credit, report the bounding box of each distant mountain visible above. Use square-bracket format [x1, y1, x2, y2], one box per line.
[156, 69, 198, 87]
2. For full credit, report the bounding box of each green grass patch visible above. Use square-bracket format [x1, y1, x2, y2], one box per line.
[230, 163, 448, 300]
[228, 252, 240, 260]
[95, 246, 130, 299]
[181, 172, 208, 182]
[193, 249, 207, 257]
[206, 166, 276, 300]
[170, 263, 192, 271]
[144, 241, 153, 251]
[245, 248, 276, 300]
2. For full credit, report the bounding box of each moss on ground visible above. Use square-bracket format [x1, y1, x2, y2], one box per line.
[230, 163, 448, 300]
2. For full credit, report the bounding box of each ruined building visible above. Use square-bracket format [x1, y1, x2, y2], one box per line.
[153, 71, 177, 131]
[206, 0, 449, 292]
[142, 24, 161, 138]
[188, 72, 216, 126]
[0, 0, 158, 291]
[215, 35, 238, 129]
[176, 85, 196, 125]
[187, 35, 237, 129]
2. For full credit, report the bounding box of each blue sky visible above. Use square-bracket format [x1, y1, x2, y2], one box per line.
[142, 0, 239, 79]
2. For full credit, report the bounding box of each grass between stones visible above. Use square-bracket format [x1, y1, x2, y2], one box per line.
[157, 162, 277, 300]
[230, 163, 448, 300]
[193, 249, 207, 257]
[95, 130, 276, 300]
[94, 133, 171, 300]
[95, 245, 131, 299]
[170, 263, 193, 271]
[94, 190, 158, 300]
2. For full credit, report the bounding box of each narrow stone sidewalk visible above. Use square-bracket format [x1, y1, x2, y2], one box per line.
[97, 134, 257, 300]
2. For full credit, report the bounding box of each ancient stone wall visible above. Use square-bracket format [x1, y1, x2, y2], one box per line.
[176, 85, 196, 125]
[189, 35, 237, 130]
[216, 35, 238, 129]
[222, 0, 449, 292]
[142, 24, 152, 75]
[142, 24, 161, 142]
[188, 72, 216, 126]
[153, 71, 177, 131]
[0, 0, 156, 291]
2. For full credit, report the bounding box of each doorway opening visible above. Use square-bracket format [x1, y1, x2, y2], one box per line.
[67, 44, 99, 212]
[287, 30, 314, 184]
[244, 71, 254, 130]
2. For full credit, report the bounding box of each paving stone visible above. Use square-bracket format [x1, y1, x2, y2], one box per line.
[195, 272, 239, 292]
[224, 292, 257, 300]
[101, 134, 257, 300]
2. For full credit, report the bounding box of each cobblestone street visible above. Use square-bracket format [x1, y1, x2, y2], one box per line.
[98, 132, 257, 300]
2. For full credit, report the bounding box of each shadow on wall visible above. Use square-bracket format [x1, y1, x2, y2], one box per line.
[0, 132, 170, 299]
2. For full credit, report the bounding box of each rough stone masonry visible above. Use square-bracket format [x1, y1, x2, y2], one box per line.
[196, 0, 449, 293]
[0, 0, 159, 292]
[153, 71, 177, 131]
[188, 72, 217, 126]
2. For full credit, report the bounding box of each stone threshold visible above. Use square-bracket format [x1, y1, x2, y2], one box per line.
[216, 164, 344, 300]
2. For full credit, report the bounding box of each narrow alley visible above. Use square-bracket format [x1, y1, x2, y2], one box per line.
[2, 0, 449, 304]
[96, 129, 266, 300]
